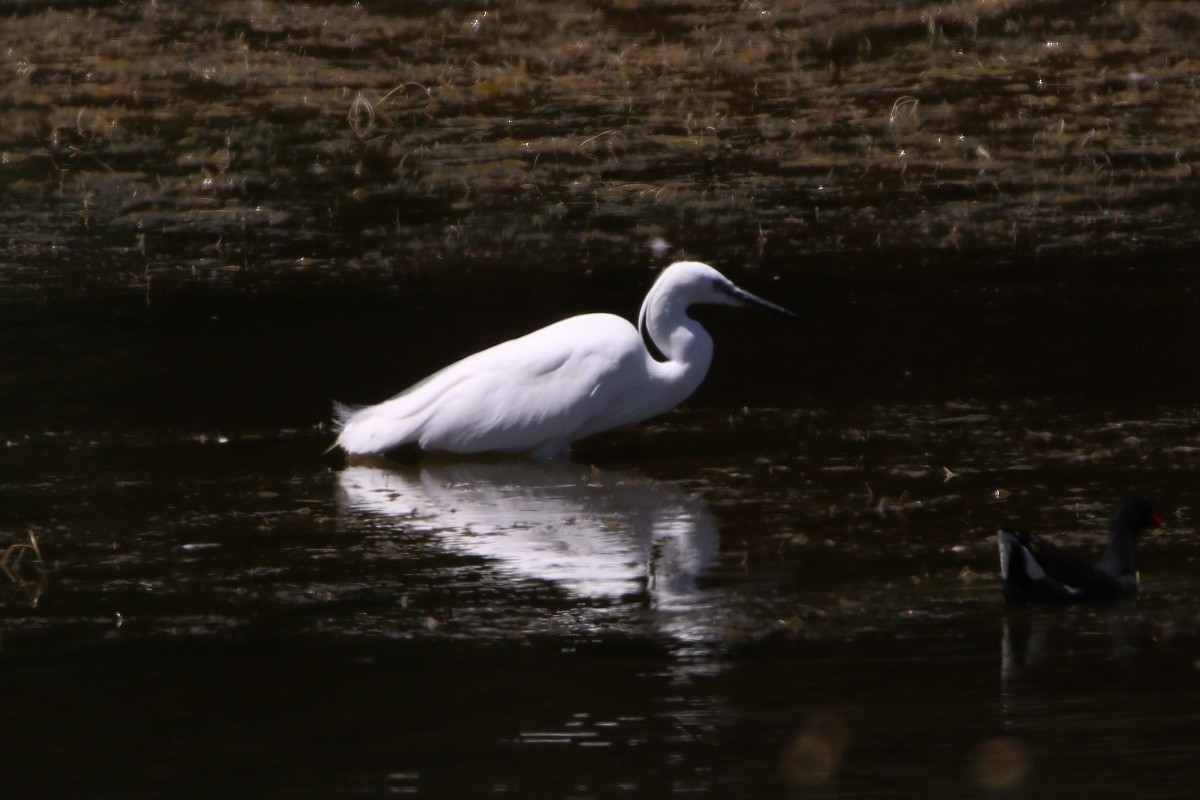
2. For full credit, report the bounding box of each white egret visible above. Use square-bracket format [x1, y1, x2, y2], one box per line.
[332, 260, 799, 460]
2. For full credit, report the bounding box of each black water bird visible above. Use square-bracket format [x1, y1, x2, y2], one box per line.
[998, 496, 1165, 604]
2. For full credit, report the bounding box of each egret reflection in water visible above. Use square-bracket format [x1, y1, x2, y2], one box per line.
[336, 461, 724, 643]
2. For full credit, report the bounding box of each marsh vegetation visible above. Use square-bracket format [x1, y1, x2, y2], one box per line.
[2, 0, 1198, 292]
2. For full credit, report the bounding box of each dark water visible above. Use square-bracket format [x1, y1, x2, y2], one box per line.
[3, 270, 1199, 797]
[3, 2, 1200, 798]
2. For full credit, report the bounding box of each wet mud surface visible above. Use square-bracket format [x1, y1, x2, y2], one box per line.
[2, 2, 1200, 798]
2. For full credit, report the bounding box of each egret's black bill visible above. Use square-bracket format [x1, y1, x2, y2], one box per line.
[728, 285, 802, 323]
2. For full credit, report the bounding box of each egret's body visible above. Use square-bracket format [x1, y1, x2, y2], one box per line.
[332, 261, 797, 459]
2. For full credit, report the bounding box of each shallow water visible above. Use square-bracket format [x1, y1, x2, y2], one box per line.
[3, 1, 1200, 798]
[3, 334, 1199, 797]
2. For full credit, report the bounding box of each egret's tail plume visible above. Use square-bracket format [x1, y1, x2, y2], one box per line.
[331, 400, 419, 455]
[331, 401, 362, 432]
[326, 401, 364, 455]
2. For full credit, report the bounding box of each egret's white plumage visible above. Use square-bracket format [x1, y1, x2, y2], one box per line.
[332, 261, 797, 459]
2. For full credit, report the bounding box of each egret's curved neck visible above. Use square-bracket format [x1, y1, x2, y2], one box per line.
[638, 290, 715, 384]
[639, 310, 668, 363]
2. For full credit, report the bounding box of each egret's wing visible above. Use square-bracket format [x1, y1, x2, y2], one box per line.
[417, 315, 645, 452]
[334, 355, 484, 453]
[336, 314, 645, 455]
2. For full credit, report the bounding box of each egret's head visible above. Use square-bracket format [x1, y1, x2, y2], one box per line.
[656, 261, 800, 320]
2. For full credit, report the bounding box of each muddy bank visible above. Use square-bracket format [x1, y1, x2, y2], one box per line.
[1, 0, 1197, 295]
